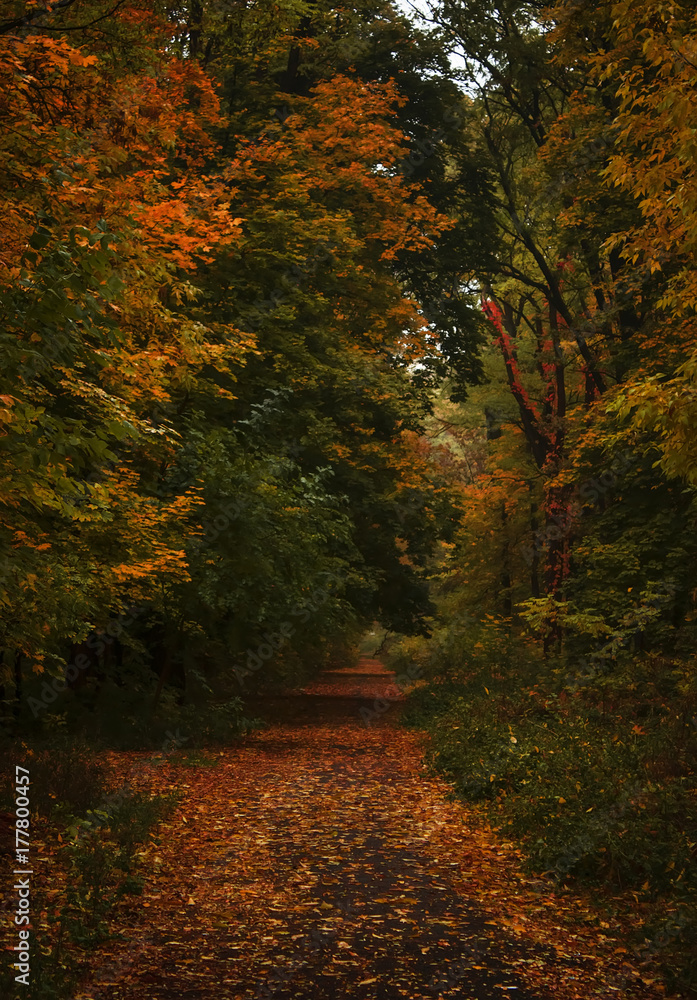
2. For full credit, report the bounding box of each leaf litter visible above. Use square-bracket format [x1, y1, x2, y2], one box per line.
[75, 660, 670, 1000]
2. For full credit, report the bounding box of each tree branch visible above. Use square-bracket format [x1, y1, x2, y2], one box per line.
[0, 0, 80, 36]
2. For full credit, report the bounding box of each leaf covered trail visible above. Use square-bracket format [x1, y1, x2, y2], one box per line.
[80, 661, 662, 1000]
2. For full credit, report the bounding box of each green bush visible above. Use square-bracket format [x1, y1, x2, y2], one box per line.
[394, 621, 697, 992]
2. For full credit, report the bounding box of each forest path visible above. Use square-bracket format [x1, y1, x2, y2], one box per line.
[78, 658, 659, 1000]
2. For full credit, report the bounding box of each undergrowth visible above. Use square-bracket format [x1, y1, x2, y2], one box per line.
[392, 621, 697, 995]
[0, 744, 180, 1000]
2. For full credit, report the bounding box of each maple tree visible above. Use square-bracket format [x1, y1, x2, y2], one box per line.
[0, 4, 256, 712]
[0, 0, 460, 716]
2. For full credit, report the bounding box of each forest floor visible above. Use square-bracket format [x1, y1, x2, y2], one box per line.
[75, 658, 669, 1000]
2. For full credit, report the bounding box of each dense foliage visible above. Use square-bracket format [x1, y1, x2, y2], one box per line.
[3, 0, 697, 991]
[0, 0, 463, 735]
[385, 0, 697, 991]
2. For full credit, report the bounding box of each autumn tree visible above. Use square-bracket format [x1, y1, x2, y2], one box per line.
[398, 0, 697, 659]
[0, 0, 464, 723]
